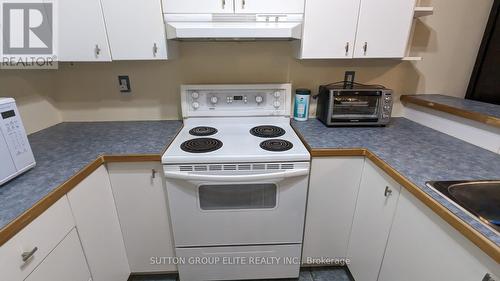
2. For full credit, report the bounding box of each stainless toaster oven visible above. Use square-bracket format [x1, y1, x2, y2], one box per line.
[316, 87, 393, 126]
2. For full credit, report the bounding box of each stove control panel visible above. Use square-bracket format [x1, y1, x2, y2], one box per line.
[181, 84, 291, 118]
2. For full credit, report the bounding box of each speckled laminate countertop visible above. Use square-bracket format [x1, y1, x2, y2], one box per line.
[404, 94, 500, 120]
[292, 118, 500, 247]
[0, 121, 182, 231]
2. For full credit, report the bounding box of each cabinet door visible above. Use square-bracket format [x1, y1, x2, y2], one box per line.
[67, 166, 130, 281]
[234, 0, 304, 14]
[108, 162, 176, 273]
[353, 0, 416, 58]
[101, 0, 168, 60]
[56, 0, 111, 61]
[162, 0, 234, 13]
[25, 229, 91, 281]
[379, 188, 500, 281]
[347, 160, 401, 281]
[298, 0, 361, 59]
[302, 157, 364, 265]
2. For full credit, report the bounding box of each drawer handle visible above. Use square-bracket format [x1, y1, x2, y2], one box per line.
[152, 169, 157, 179]
[384, 186, 393, 197]
[22, 247, 38, 262]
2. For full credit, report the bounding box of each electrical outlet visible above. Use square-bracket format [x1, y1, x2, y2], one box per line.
[344, 71, 355, 89]
[118, 75, 131, 93]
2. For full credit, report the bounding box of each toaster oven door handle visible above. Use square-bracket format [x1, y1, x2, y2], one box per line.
[164, 168, 309, 182]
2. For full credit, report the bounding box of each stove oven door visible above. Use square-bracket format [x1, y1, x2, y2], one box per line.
[163, 163, 310, 247]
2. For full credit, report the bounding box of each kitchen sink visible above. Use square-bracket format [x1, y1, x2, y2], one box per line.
[426, 181, 500, 233]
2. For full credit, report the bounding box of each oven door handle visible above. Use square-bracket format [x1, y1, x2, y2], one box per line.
[164, 168, 309, 182]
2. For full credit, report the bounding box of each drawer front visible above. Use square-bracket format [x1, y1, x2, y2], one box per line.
[25, 229, 92, 281]
[0, 197, 75, 281]
[176, 244, 302, 281]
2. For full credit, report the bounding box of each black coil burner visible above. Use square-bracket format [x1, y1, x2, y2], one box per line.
[189, 126, 218, 136]
[260, 139, 293, 152]
[181, 138, 223, 153]
[250, 126, 286, 138]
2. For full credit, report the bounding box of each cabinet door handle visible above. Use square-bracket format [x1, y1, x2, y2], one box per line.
[363, 42, 368, 55]
[242, 0, 246, 9]
[222, 0, 226, 9]
[345, 42, 350, 56]
[152, 169, 157, 179]
[384, 186, 393, 197]
[153, 43, 158, 57]
[22, 247, 38, 262]
[95, 44, 101, 57]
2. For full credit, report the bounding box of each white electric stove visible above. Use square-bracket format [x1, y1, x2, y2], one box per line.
[162, 84, 311, 281]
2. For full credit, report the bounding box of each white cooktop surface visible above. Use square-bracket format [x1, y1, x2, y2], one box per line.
[162, 117, 310, 164]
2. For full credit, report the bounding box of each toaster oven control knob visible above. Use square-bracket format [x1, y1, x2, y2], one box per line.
[255, 96, 263, 104]
[273, 100, 281, 108]
[191, 92, 199, 99]
[192, 101, 200, 110]
[210, 96, 219, 105]
[273, 91, 281, 98]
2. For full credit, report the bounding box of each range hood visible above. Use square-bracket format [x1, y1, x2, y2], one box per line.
[164, 14, 303, 40]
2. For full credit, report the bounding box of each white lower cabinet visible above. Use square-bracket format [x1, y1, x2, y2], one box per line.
[107, 162, 176, 273]
[378, 188, 500, 281]
[347, 160, 401, 281]
[0, 197, 75, 281]
[302, 157, 364, 264]
[25, 229, 92, 281]
[67, 165, 130, 281]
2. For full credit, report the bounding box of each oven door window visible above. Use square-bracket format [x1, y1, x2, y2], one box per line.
[199, 184, 277, 210]
[331, 95, 379, 120]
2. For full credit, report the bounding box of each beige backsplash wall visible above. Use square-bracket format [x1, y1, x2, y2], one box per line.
[0, 0, 493, 131]
[0, 71, 61, 134]
[53, 42, 418, 121]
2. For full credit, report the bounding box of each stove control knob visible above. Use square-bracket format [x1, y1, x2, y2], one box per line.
[210, 96, 218, 105]
[273, 100, 281, 108]
[273, 91, 281, 98]
[192, 101, 200, 109]
[191, 92, 199, 99]
[255, 96, 263, 104]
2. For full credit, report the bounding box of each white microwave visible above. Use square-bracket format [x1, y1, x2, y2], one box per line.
[0, 98, 36, 185]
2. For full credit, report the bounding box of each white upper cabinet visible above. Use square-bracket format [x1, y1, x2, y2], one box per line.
[56, 0, 111, 61]
[234, 0, 305, 14]
[163, 0, 304, 14]
[163, 0, 234, 13]
[101, 0, 168, 60]
[353, 0, 416, 58]
[347, 160, 401, 281]
[298, 0, 361, 59]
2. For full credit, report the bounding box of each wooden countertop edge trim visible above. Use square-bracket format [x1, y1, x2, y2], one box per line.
[311, 148, 500, 263]
[0, 125, 185, 247]
[0, 154, 167, 247]
[401, 95, 500, 128]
